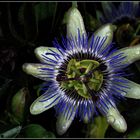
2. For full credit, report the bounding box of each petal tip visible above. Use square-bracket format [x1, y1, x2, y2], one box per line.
[56, 110, 76, 135]
[67, 7, 79, 16]
[22, 63, 39, 76]
[56, 126, 65, 135]
[34, 46, 43, 58]
[56, 118, 70, 135]
[29, 100, 45, 115]
[30, 103, 39, 115]
[107, 108, 127, 133]
[104, 23, 117, 33]
[67, 6, 86, 38]
[22, 63, 30, 74]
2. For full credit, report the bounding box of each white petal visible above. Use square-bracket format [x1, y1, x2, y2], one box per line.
[66, 7, 86, 39]
[106, 107, 127, 133]
[34, 46, 62, 63]
[120, 77, 140, 99]
[110, 44, 140, 65]
[30, 92, 60, 115]
[92, 23, 117, 51]
[56, 105, 77, 135]
[22, 63, 55, 81]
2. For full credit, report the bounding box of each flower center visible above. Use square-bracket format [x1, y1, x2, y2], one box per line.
[57, 58, 103, 99]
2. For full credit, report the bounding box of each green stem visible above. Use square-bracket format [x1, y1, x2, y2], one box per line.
[72, 1, 78, 8]
[134, 24, 140, 37]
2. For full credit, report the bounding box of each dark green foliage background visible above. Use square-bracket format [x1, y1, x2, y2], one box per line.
[0, 2, 140, 138]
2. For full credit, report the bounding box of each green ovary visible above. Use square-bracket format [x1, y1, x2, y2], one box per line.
[61, 59, 103, 99]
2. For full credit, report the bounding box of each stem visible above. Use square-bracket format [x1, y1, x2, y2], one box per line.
[134, 23, 140, 37]
[129, 37, 140, 46]
[72, 1, 78, 8]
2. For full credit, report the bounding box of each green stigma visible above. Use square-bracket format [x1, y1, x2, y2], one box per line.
[60, 59, 103, 99]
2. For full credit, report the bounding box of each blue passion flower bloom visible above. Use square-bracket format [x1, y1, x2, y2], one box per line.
[23, 7, 140, 135]
[97, 2, 140, 24]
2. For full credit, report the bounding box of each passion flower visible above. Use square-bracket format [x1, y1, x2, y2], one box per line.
[23, 6, 140, 135]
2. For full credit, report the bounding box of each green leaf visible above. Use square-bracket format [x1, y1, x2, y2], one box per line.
[21, 124, 56, 138]
[101, 2, 116, 18]
[125, 104, 140, 126]
[18, 2, 58, 41]
[11, 87, 29, 124]
[86, 116, 109, 138]
[34, 3, 52, 21]
[0, 125, 22, 138]
[34, 2, 57, 31]
[19, 3, 38, 42]
[33, 84, 43, 97]
[96, 10, 103, 25]
[7, 3, 25, 44]
[126, 126, 140, 138]
[84, 12, 99, 31]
